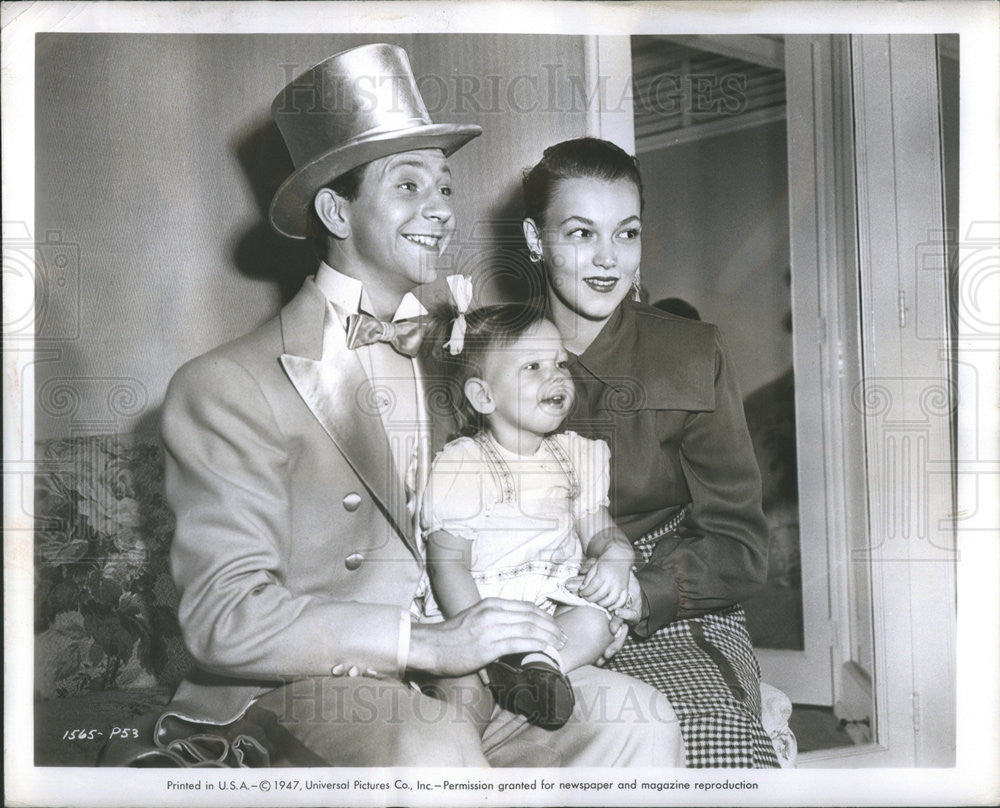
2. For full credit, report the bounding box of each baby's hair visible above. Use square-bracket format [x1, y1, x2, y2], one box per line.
[424, 302, 547, 438]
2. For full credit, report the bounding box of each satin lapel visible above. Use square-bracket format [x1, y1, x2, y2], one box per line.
[279, 290, 415, 555]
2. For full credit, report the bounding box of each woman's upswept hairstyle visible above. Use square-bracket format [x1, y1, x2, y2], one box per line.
[521, 137, 644, 225]
[423, 302, 547, 439]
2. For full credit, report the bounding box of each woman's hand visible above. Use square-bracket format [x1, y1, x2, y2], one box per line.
[595, 571, 642, 667]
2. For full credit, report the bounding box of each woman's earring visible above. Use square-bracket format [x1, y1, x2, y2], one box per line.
[528, 249, 542, 263]
[631, 275, 642, 302]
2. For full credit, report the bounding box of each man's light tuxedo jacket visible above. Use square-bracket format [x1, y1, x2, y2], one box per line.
[161, 278, 444, 726]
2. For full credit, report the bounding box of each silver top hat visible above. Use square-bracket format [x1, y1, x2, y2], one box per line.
[269, 44, 482, 239]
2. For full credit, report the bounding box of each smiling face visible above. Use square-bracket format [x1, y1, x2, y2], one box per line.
[525, 176, 642, 325]
[335, 148, 455, 303]
[467, 319, 575, 454]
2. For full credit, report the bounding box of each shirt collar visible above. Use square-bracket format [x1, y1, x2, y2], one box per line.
[314, 262, 427, 323]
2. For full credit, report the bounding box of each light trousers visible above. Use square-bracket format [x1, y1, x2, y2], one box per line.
[254, 664, 684, 767]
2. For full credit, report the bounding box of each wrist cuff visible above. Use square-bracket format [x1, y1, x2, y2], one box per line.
[633, 566, 680, 637]
[397, 610, 411, 676]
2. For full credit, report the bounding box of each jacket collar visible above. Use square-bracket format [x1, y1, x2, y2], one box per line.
[572, 301, 716, 411]
[278, 278, 418, 557]
[573, 302, 630, 380]
[279, 277, 327, 360]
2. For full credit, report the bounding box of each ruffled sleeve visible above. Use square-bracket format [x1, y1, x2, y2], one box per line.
[561, 431, 611, 520]
[419, 437, 487, 544]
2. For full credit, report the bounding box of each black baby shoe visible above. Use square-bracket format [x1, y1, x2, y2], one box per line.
[484, 652, 575, 730]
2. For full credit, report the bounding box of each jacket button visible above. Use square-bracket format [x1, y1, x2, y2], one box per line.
[345, 553, 364, 571]
[342, 493, 362, 512]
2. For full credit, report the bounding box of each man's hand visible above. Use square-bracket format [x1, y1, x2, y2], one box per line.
[407, 598, 566, 677]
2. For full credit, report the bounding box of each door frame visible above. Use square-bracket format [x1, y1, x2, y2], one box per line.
[603, 32, 957, 764]
[792, 33, 956, 767]
[752, 35, 856, 708]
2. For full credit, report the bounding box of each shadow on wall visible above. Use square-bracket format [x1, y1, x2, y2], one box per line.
[472, 186, 542, 305]
[230, 117, 316, 305]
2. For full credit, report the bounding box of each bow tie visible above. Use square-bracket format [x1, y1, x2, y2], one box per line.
[345, 313, 425, 357]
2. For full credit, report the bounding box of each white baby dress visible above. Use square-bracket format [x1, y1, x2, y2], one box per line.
[417, 430, 611, 620]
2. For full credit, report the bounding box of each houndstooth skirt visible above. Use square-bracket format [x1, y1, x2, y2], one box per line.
[607, 518, 780, 768]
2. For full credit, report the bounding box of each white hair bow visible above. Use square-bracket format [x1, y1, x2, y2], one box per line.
[443, 274, 474, 355]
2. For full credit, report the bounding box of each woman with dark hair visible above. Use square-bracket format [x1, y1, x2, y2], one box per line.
[521, 137, 779, 768]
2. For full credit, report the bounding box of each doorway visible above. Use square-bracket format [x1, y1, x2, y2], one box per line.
[594, 31, 958, 765]
[629, 34, 833, 707]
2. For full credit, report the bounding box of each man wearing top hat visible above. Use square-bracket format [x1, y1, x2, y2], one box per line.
[155, 44, 680, 767]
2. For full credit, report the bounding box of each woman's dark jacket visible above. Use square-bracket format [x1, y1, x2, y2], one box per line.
[565, 300, 768, 637]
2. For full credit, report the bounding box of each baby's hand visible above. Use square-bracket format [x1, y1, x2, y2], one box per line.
[577, 552, 631, 610]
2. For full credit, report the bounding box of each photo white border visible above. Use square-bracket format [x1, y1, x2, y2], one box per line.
[4, 2, 998, 806]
